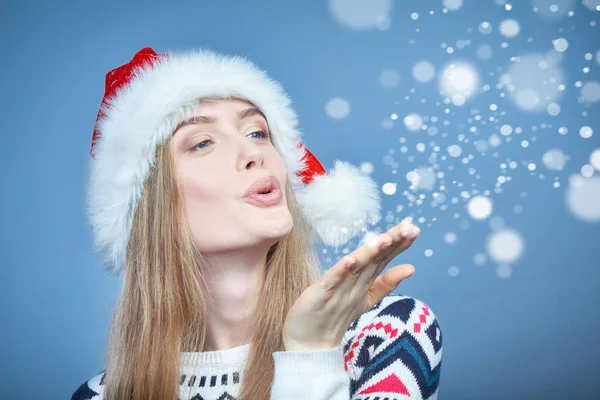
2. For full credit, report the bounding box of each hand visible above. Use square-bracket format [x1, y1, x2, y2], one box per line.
[282, 220, 420, 351]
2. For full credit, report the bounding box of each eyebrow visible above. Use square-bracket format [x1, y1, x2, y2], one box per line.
[173, 107, 267, 134]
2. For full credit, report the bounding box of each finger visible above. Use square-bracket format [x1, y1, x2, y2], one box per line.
[348, 221, 414, 276]
[319, 254, 359, 292]
[327, 231, 393, 300]
[367, 264, 415, 309]
[367, 224, 420, 284]
[343, 221, 416, 294]
[324, 221, 417, 294]
[357, 222, 419, 289]
[371, 222, 420, 267]
[346, 232, 394, 280]
[319, 230, 390, 295]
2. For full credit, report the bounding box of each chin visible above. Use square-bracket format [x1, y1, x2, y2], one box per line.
[257, 211, 294, 241]
[268, 213, 294, 236]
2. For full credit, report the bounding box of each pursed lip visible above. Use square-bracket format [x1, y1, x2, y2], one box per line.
[243, 175, 281, 197]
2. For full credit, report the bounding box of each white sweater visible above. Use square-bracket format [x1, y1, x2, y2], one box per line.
[71, 294, 443, 399]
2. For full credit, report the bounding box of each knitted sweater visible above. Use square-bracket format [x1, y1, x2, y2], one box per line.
[71, 294, 443, 400]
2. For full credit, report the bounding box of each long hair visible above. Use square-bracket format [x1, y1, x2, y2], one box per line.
[101, 101, 323, 400]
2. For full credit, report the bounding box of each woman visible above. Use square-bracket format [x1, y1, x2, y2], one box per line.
[72, 47, 443, 400]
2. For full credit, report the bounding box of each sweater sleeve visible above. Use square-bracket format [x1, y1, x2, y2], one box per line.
[270, 295, 443, 400]
[271, 345, 350, 399]
[346, 295, 443, 399]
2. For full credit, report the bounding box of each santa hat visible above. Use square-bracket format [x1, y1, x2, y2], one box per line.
[88, 47, 381, 275]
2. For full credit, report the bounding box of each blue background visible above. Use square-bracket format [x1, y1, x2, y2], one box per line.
[1, 0, 599, 399]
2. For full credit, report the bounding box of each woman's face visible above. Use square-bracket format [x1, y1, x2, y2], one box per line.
[170, 98, 293, 254]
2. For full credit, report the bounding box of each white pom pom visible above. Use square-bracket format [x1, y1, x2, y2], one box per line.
[296, 160, 381, 247]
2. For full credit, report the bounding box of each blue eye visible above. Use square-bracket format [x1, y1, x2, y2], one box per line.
[249, 130, 269, 139]
[192, 140, 211, 150]
[191, 130, 269, 151]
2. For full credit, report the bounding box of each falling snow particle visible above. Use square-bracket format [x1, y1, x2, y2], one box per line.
[380, 69, 401, 88]
[448, 266, 460, 277]
[489, 134, 502, 147]
[382, 182, 397, 195]
[542, 149, 568, 171]
[486, 229, 524, 263]
[425, 249, 434, 257]
[547, 102, 561, 116]
[328, 0, 393, 30]
[468, 195, 493, 220]
[444, 232, 457, 243]
[581, 165, 595, 178]
[413, 61, 436, 83]
[360, 162, 374, 174]
[443, 0, 463, 11]
[326, 97, 350, 119]
[499, 19, 521, 37]
[404, 113, 423, 131]
[479, 21, 492, 34]
[497, 264, 512, 279]
[580, 126, 593, 139]
[448, 144, 463, 157]
[362, 231, 381, 248]
[440, 63, 479, 98]
[566, 175, 600, 222]
[581, 81, 600, 103]
[500, 124, 513, 136]
[552, 38, 569, 52]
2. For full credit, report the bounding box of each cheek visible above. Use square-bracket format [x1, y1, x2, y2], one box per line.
[269, 148, 288, 177]
[178, 169, 227, 217]
[179, 171, 235, 249]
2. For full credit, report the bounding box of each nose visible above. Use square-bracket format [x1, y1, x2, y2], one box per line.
[237, 138, 265, 171]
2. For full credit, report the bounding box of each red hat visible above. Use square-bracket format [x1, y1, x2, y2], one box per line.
[88, 47, 381, 275]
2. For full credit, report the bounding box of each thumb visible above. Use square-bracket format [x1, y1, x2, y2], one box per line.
[367, 264, 415, 309]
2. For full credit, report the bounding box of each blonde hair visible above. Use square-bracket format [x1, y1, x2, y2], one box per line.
[101, 100, 323, 400]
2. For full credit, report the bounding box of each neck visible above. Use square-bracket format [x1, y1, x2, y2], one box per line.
[201, 247, 269, 352]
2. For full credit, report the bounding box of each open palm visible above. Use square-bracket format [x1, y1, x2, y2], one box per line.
[282, 221, 420, 351]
